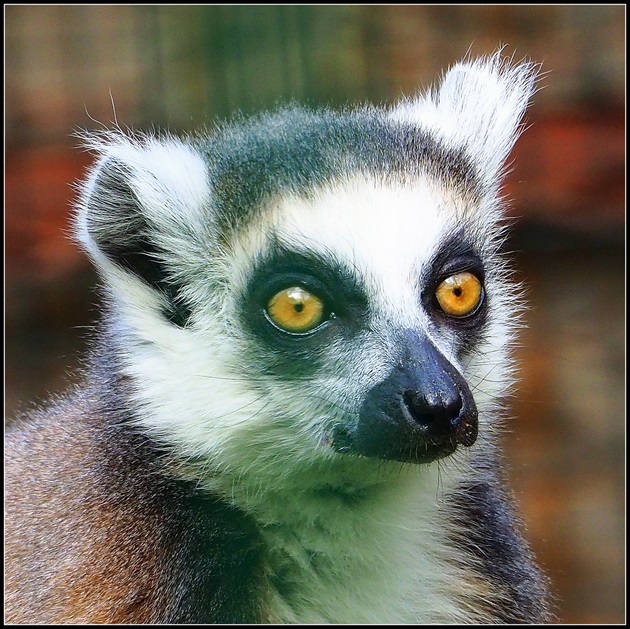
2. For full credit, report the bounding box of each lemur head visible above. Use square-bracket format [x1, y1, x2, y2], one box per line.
[75, 53, 537, 491]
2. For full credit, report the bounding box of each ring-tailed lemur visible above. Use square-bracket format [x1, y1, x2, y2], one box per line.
[5, 53, 552, 623]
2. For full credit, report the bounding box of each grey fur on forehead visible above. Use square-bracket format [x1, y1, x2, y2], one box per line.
[193, 105, 481, 234]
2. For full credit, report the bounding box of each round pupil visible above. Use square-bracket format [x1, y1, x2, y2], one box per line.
[266, 286, 325, 333]
[435, 272, 482, 317]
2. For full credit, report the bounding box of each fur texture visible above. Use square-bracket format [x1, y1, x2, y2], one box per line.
[5, 52, 551, 623]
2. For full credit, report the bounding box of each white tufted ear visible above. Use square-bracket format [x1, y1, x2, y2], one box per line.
[390, 52, 539, 191]
[74, 131, 211, 270]
[72, 131, 213, 325]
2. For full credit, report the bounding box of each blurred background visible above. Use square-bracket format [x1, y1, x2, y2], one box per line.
[5, 6, 625, 623]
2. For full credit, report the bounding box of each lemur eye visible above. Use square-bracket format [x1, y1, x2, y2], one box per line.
[435, 272, 483, 317]
[266, 286, 325, 334]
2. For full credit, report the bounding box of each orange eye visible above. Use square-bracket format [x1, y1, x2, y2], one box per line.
[266, 287, 325, 333]
[435, 272, 483, 317]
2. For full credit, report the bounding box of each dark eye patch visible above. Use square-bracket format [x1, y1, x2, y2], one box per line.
[236, 238, 370, 379]
[421, 231, 489, 352]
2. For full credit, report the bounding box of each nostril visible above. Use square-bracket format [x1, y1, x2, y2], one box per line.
[403, 389, 463, 433]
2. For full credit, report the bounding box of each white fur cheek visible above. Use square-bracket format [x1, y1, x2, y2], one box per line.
[115, 310, 337, 484]
[119, 325, 264, 460]
[459, 278, 522, 435]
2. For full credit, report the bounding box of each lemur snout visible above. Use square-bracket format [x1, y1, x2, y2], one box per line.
[335, 331, 478, 464]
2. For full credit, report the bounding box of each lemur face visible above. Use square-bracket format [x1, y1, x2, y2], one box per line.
[229, 178, 483, 465]
[75, 54, 535, 486]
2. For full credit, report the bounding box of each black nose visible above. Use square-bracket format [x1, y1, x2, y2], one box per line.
[403, 388, 464, 438]
[340, 331, 479, 464]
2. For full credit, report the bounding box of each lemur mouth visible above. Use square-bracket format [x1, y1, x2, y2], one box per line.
[382, 426, 476, 464]
[389, 441, 457, 464]
[332, 432, 465, 465]
[331, 411, 478, 465]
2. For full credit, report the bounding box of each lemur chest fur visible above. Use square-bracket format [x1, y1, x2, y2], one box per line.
[213, 464, 470, 624]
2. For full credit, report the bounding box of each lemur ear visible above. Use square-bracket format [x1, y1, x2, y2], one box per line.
[74, 133, 211, 324]
[390, 52, 539, 191]
[75, 133, 210, 281]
